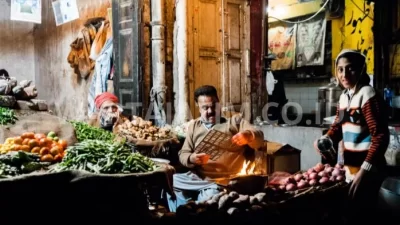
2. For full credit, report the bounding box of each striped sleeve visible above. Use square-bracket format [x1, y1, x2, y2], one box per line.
[326, 102, 343, 144]
[361, 96, 389, 165]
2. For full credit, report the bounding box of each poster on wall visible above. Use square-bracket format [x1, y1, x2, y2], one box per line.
[52, 0, 79, 26]
[268, 23, 297, 70]
[296, 14, 327, 67]
[10, 0, 42, 24]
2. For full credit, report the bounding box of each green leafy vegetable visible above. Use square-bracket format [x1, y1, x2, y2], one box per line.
[69, 121, 116, 142]
[52, 140, 157, 174]
[0, 107, 17, 125]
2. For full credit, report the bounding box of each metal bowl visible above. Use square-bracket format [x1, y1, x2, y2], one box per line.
[378, 176, 400, 212]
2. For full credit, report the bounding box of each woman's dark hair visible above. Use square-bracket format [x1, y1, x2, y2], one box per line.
[336, 52, 370, 86]
[194, 85, 219, 103]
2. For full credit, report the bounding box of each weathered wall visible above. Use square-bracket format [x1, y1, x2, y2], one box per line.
[0, 1, 35, 82]
[33, 0, 110, 121]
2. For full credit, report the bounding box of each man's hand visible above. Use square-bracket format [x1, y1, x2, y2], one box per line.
[348, 168, 377, 201]
[189, 153, 210, 165]
[232, 130, 255, 146]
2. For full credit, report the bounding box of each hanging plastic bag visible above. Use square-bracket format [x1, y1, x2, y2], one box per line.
[266, 71, 278, 95]
[385, 127, 400, 166]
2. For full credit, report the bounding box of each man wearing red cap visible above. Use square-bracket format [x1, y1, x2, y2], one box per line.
[88, 92, 124, 131]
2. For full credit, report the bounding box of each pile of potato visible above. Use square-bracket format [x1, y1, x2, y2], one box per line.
[278, 163, 346, 192]
[177, 190, 270, 216]
[115, 116, 172, 141]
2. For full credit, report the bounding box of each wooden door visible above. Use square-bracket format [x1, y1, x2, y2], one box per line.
[112, 0, 144, 117]
[222, 0, 251, 120]
[188, 0, 251, 120]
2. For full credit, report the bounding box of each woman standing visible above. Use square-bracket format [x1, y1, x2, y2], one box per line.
[315, 49, 389, 221]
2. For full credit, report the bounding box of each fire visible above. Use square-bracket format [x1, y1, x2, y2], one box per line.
[238, 160, 255, 175]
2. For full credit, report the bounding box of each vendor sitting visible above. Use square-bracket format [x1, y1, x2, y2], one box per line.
[166, 85, 264, 212]
[88, 92, 124, 131]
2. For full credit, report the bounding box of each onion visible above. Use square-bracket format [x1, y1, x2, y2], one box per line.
[302, 172, 308, 177]
[294, 174, 303, 182]
[335, 164, 343, 169]
[309, 172, 318, 179]
[297, 180, 308, 189]
[336, 175, 344, 181]
[307, 168, 315, 174]
[318, 171, 328, 177]
[332, 168, 341, 177]
[314, 166, 323, 173]
[319, 177, 329, 184]
[324, 167, 334, 174]
[329, 176, 336, 182]
[279, 185, 286, 190]
[285, 177, 296, 184]
[309, 179, 318, 186]
[303, 173, 309, 180]
[286, 183, 296, 191]
[324, 164, 331, 168]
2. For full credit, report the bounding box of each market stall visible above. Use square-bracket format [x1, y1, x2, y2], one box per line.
[0, 112, 176, 224]
[154, 162, 352, 225]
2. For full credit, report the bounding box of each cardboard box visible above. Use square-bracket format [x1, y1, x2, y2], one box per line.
[264, 141, 301, 174]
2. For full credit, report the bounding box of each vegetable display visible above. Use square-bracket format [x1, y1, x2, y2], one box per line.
[278, 163, 346, 192]
[52, 140, 157, 174]
[115, 116, 172, 141]
[0, 107, 17, 125]
[0, 151, 50, 178]
[0, 132, 68, 163]
[69, 121, 116, 142]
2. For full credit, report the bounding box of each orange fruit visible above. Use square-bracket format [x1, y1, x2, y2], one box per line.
[31, 147, 41, 154]
[22, 139, 30, 146]
[13, 137, 23, 145]
[20, 145, 30, 152]
[58, 140, 68, 149]
[12, 144, 21, 151]
[54, 154, 63, 162]
[34, 133, 46, 140]
[50, 146, 60, 156]
[40, 147, 50, 155]
[41, 154, 54, 162]
[28, 139, 39, 149]
[21, 132, 35, 139]
[39, 138, 47, 147]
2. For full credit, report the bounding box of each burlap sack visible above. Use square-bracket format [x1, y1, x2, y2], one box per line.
[0, 112, 77, 146]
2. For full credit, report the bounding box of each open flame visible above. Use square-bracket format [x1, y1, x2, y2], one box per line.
[237, 160, 255, 175]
